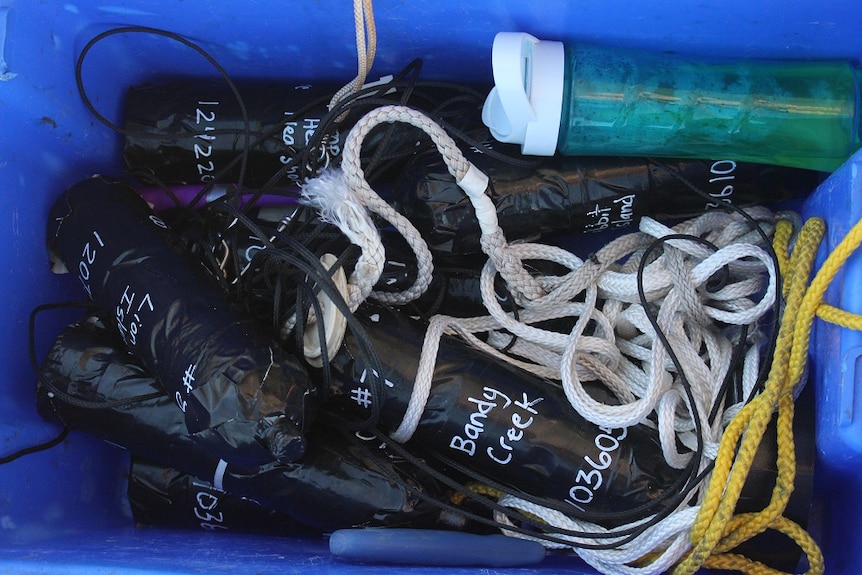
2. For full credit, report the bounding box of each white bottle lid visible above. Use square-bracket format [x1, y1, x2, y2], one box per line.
[482, 32, 565, 156]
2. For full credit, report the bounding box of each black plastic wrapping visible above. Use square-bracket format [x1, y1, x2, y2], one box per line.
[393, 254, 567, 319]
[46, 175, 314, 465]
[122, 78, 489, 188]
[124, 79, 341, 187]
[325, 302, 679, 518]
[198, 209, 524, 321]
[128, 458, 318, 536]
[396, 151, 824, 254]
[36, 318, 451, 532]
[323, 302, 811, 528]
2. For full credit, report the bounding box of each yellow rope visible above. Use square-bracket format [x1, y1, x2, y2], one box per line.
[449, 482, 506, 506]
[816, 303, 862, 330]
[776, 215, 862, 330]
[672, 217, 829, 575]
[772, 216, 793, 294]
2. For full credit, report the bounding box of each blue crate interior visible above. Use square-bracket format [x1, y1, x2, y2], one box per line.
[1, 1, 861, 573]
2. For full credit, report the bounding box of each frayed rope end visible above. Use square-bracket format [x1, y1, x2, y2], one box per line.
[301, 168, 376, 248]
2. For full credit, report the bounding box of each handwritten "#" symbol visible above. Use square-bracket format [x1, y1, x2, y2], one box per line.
[350, 387, 372, 409]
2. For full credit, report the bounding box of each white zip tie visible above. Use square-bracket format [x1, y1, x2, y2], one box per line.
[213, 459, 228, 492]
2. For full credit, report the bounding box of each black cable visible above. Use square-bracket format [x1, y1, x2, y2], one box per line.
[29, 303, 165, 410]
[709, 324, 750, 424]
[636, 234, 710, 492]
[349, 427, 629, 548]
[0, 427, 70, 465]
[362, 59, 425, 179]
[428, 449, 716, 550]
[15, 301, 164, 464]
[28, 301, 93, 372]
[75, 25, 253, 191]
[207, 202, 388, 430]
[345, 426, 720, 551]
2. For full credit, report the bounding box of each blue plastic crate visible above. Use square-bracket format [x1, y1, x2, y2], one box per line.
[801, 148, 862, 575]
[1, 1, 861, 573]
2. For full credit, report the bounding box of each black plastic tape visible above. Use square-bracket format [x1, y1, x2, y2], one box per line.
[124, 79, 341, 187]
[36, 318, 449, 532]
[325, 302, 679, 518]
[122, 78, 488, 188]
[46, 175, 314, 465]
[395, 151, 823, 254]
[128, 457, 319, 537]
[324, 302, 811, 526]
[397, 254, 567, 319]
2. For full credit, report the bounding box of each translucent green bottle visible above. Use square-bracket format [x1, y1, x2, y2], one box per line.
[482, 32, 861, 172]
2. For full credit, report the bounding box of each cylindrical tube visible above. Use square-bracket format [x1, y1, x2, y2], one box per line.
[482, 32, 861, 171]
[46, 175, 314, 465]
[123, 78, 488, 187]
[321, 302, 803, 528]
[396, 149, 823, 254]
[558, 44, 859, 172]
[325, 302, 680, 520]
[128, 458, 319, 537]
[124, 79, 341, 187]
[36, 318, 451, 533]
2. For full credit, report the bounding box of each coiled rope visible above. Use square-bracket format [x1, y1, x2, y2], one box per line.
[301, 103, 831, 575]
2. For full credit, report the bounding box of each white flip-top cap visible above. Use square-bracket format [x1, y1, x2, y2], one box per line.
[482, 32, 565, 156]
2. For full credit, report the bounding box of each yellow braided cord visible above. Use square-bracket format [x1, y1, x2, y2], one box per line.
[449, 483, 505, 506]
[467, 483, 506, 499]
[672, 217, 827, 575]
[711, 393, 796, 554]
[702, 554, 789, 575]
[816, 303, 862, 330]
[702, 516, 825, 575]
[773, 219, 793, 298]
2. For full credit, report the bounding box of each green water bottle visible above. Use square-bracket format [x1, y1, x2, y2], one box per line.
[481, 32, 861, 172]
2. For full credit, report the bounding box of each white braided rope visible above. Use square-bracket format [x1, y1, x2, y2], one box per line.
[300, 168, 384, 309]
[304, 104, 778, 574]
[495, 495, 700, 575]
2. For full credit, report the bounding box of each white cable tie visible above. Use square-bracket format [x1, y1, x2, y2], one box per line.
[213, 459, 228, 492]
[457, 163, 498, 236]
[359, 74, 396, 95]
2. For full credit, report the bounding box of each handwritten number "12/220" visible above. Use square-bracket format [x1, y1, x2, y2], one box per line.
[194, 101, 219, 182]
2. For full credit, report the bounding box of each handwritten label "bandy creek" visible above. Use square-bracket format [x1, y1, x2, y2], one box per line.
[449, 386, 544, 466]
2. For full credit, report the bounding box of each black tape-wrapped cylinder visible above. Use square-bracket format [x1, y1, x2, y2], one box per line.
[128, 457, 319, 537]
[123, 80, 341, 187]
[122, 78, 488, 188]
[46, 175, 314, 465]
[325, 302, 804, 527]
[36, 318, 449, 532]
[326, 302, 680, 519]
[396, 151, 823, 254]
